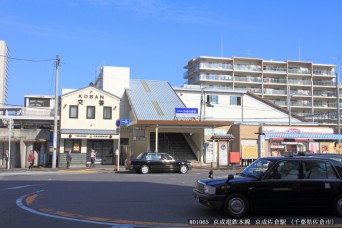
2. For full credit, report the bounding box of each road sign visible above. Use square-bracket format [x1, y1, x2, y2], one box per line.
[116, 119, 121, 127]
[121, 119, 130, 125]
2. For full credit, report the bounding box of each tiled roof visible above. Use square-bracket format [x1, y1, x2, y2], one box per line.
[127, 80, 186, 120]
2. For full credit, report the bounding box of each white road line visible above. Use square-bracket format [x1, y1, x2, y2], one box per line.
[16, 190, 181, 228]
[7, 184, 44, 190]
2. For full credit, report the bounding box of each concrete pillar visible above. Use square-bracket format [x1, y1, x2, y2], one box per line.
[20, 138, 26, 168]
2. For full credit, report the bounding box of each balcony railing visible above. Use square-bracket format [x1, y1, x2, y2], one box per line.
[291, 101, 312, 107]
[313, 70, 335, 76]
[234, 64, 262, 72]
[272, 100, 287, 106]
[288, 80, 311, 86]
[264, 89, 286, 95]
[313, 102, 336, 108]
[313, 81, 336, 86]
[263, 78, 287, 84]
[313, 91, 336, 97]
[235, 76, 262, 83]
[290, 90, 311, 96]
[201, 62, 233, 70]
[202, 74, 233, 81]
[288, 68, 311, 74]
[263, 66, 286, 73]
[247, 88, 262, 93]
[0, 107, 55, 117]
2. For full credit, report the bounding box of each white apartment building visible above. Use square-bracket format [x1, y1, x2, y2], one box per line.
[0, 41, 9, 106]
[183, 56, 338, 122]
[94, 66, 130, 98]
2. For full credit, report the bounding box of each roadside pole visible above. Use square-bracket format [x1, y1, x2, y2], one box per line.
[52, 55, 60, 169]
[7, 119, 12, 169]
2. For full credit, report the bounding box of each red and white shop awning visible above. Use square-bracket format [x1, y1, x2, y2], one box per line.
[264, 133, 342, 140]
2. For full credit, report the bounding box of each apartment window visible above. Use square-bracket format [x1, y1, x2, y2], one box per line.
[103, 106, 112, 119]
[87, 106, 95, 119]
[230, 96, 241, 106]
[28, 98, 50, 107]
[69, 105, 78, 118]
[207, 95, 218, 105]
[64, 139, 81, 153]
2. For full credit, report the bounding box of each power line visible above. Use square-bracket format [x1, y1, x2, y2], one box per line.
[0, 54, 55, 62]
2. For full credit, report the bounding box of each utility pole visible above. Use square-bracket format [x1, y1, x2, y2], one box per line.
[199, 86, 203, 121]
[337, 71, 340, 135]
[52, 55, 60, 168]
[287, 85, 292, 126]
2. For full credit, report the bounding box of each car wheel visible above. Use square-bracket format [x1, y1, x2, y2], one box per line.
[333, 195, 342, 216]
[140, 165, 150, 174]
[223, 193, 249, 218]
[179, 165, 188, 174]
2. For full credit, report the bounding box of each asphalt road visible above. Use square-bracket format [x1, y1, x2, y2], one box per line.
[0, 168, 341, 228]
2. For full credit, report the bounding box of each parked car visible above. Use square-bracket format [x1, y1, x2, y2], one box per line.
[193, 155, 342, 218]
[125, 152, 192, 174]
[302, 152, 342, 163]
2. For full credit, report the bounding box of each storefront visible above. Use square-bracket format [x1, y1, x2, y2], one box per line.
[262, 126, 342, 156]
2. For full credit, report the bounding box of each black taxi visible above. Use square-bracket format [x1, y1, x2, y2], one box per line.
[193, 154, 342, 218]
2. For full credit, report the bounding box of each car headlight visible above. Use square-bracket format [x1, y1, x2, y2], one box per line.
[204, 185, 216, 195]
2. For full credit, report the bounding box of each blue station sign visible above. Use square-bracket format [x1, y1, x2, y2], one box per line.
[175, 108, 198, 118]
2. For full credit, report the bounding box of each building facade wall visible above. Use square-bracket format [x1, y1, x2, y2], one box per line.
[0, 128, 50, 168]
[175, 87, 300, 123]
[95, 66, 130, 98]
[59, 86, 121, 167]
[184, 56, 337, 120]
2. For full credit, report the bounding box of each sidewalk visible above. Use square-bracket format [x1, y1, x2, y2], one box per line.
[0, 163, 244, 174]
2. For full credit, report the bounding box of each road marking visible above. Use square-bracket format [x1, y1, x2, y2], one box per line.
[17, 190, 187, 227]
[7, 184, 44, 190]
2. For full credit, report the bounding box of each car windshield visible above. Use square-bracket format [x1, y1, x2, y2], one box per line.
[241, 158, 275, 178]
[136, 153, 144, 159]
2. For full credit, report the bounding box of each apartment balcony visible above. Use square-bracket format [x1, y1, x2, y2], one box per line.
[263, 66, 286, 74]
[263, 78, 287, 84]
[313, 102, 336, 108]
[272, 100, 287, 106]
[235, 76, 262, 83]
[288, 80, 311, 86]
[288, 68, 311, 75]
[234, 64, 262, 72]
[290, 101, 312, 107]
[203, 73, 233, 81]
[290, 90, 311, 96]
[313, 81, 336, 86]
[313, 91, 336, 97]
[246, 88, 262, 93]
[313, 70, 335, 76]
[201, 62, 233, 70]
[264, 89, 287, 95]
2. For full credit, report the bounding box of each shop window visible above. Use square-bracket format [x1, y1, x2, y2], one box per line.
[103, 106, 112, 119]
[64, 139, 81, 153]
[69, 105, 78, 118]
[87, 106, 95, 119]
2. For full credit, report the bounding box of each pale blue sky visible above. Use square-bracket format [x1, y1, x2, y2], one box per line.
[1, 0, 341, 105]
